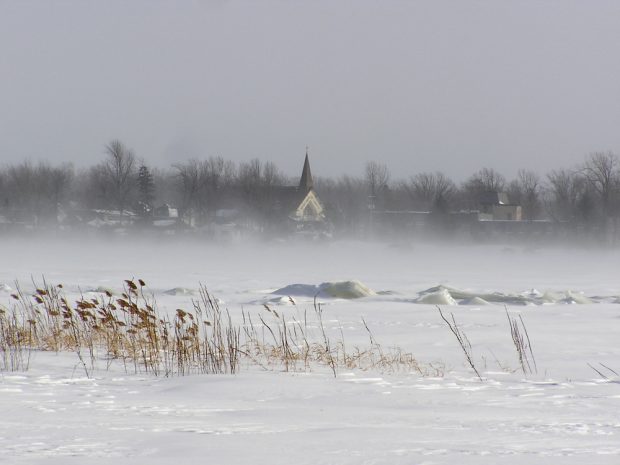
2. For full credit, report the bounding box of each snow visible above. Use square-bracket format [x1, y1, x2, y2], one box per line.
[1, 239, 620, 464]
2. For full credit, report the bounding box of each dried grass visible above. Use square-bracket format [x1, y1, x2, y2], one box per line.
[1, 279, 428, 378]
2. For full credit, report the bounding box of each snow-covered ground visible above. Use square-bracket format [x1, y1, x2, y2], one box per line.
[1, 238, 620, 464]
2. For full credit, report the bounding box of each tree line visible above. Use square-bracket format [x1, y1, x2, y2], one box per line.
[0, 140, 619, 234]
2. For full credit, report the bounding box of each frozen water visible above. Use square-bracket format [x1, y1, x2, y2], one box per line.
[1, 239, 620, 464]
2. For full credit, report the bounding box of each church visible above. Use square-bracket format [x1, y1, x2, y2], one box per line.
[267, 151, 326, 233]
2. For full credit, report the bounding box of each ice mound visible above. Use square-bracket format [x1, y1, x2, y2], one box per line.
[541, 291, 562, 303]
[460, 296, 490, 306]
[420, 285, 473, 300]
[416, 288, 457, 306]
[417, 285, 599, 306]
[272, 284, 319, 297]
[419, 285, 532, 305]
[273, 280, 375, 299]
[523, 288, 542, 298]
[164, 287, 194, 296]
[562, 291, 592, 305]
[320, 281, 376, 299]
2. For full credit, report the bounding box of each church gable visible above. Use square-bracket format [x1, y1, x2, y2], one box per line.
[291, 190, 324, 222]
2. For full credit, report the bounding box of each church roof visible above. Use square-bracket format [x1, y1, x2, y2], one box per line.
[269, 186, 307, 214]
[479, 191, 510, 206]
[299, 150, 313, 191]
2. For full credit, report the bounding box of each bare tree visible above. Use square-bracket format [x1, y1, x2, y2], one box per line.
[508, 169, 541, 220]
[6, 161, 35, 210]
[199, 156, 239, 217]
[262, 161, 286, 187]
[202, 156, 225, 190]
[545, 169, 587, 221]
[461, 168, 506, 209]
[2, 161, 74, 227]
[173, 159, 201, 225]
[365, 161, 390, 210]
[403, 171, 456, 211]
[44, 163, 74, 225]
[582, 151, 619, 218]
[237, 158, 262, 199]
[365, 161, 390, 195]
[102, 140, 137, 219]
[235, 158, 287, 222]
[315, 174, 367, 233]
[80, 164, 109, 209]
[465, 168, 506, 192]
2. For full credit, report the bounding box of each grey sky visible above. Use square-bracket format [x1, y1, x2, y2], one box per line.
[1, 0, 619, 181]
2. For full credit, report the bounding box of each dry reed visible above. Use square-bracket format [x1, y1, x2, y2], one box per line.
[0, 279, 427, 378]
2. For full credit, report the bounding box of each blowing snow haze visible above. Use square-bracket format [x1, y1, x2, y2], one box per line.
[1, 1, 620, 179]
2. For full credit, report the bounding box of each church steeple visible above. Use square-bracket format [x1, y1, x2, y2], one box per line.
[299, 147, 313, 191]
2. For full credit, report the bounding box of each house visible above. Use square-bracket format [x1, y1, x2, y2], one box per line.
[370, 210, 430, 236]
[87, 209, 136, 228]
[478, 191, 522, 221]
[153, 204, 179, 219]
[149, 203, 182, 232]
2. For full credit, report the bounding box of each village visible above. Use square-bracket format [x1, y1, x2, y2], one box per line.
[1, 146, 618, 245]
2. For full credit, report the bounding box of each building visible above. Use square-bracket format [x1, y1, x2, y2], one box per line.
[478, 191, 522, 221]
[267, 151, 327, 234]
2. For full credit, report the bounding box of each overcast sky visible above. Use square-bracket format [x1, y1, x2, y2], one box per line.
[1, 1, 619, 181]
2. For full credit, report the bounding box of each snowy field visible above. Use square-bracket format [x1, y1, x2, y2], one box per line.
[1, 238, 620, 464]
